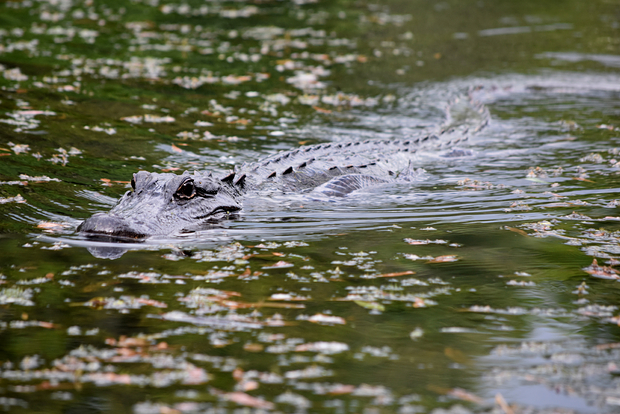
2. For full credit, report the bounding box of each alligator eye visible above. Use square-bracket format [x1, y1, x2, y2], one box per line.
[176, 179, 196, 200]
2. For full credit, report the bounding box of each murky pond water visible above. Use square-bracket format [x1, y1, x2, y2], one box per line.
[1, 0, 620, 413]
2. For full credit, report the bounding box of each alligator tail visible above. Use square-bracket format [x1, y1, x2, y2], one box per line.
[438, 94, 490, 137]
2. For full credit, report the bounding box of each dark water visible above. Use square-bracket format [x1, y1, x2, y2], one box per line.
[1, 0, 620, 413]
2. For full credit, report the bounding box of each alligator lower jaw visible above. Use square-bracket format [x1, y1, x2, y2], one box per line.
[80, 232, 146, 244]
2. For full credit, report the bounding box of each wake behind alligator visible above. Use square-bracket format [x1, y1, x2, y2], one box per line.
[78, 96, 489, 241]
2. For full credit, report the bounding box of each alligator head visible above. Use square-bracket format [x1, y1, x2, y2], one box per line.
[78, 170, 244, 241]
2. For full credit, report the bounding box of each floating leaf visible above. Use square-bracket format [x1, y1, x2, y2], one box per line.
[262, 261, 294, 269]
[312, 105, 332, 114]
[409, 327, 424, 340]
[495, 393, 514, 414]
[307, 313, 346, 325]
[295, 341, 349, 354]
[354, 301, 385, 312]
[444, 347, 470, 364]
[269, 293, 307, 301]
[0, 194, 26, 204]
[224, 392, 274, 409]
[427, 255, 459, 263]
[37, 221, 71, 233]
[378, 270, 414, 278]
[583, 258, 619, 280]
[572, 177, 594, 183]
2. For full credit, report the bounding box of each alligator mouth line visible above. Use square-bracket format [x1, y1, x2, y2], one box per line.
[195, 205, 241, 220]
[79, 231, 147, 243]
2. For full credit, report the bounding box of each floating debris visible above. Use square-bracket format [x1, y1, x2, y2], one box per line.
[505, 280, 536, 287]
[19, 174, 60, 182]
[221, 391, 274, 410]
[37, 221, 71, 233]
[121, 114, 175, 124]
[0, 288, 34, 306]
[427, 255, 459, 263]
[583, 258, 619, 280]
[404, 238, 448, 245]
[84, 295, 167, 311]
[456, 178, 505, 189]
[295, 341, 349, 354]
[0, 194, 26, 204]
[262, 261, 294, 269]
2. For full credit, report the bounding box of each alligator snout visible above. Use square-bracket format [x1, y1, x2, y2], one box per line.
[78, 213, 147, 241]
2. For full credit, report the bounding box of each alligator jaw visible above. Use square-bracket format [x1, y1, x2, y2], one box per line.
[195, 205, 241, 221]
[77, 213, 148, 242]
[78, 206, 242, 240]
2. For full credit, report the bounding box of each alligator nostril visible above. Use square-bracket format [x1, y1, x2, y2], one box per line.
[79, 213, 121, 234]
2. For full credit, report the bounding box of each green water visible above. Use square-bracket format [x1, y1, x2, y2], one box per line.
[1, 0, 620, 412]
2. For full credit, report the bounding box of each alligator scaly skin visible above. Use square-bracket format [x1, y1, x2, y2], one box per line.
[78, 96, 489, 239]
[235, 96, 489, 194]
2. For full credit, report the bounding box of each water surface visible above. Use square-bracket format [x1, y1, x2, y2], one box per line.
[1, 0, 620, 413]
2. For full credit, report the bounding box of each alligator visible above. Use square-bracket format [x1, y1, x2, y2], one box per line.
[78, 97, 489, 241]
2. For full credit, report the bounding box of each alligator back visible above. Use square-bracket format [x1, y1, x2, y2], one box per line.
[236, 96, 489, 195]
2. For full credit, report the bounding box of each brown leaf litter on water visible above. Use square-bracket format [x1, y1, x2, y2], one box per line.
[583, 258, 619, 280]
[294, 341, 349, 354]
[495, 393, 515, 414]
[312, 105, 332, 113]
[427, 385, 484, 404]
[505, 226, 529, 236]
[268, 293, 308, 301]
[82, 295, 168, 310]
[180, 288, 303, 310]
[374, 270, 415, 278]
[444, 347, 470, 364]
[305, 313, 346, 325]
[456, 178, 505, 190]
[427, 255, 459, 263]
[100, 178, 130, 186]
[37, 221, 72, 233]
[0, 194, 26, 204]
[262, 260, 294, 269]
[404, 238, 448, 245]
[220, 390, 274, 410]
[243, 343, 264, 352]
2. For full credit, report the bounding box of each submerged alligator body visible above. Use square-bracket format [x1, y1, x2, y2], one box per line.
[78, 98, 489, 240]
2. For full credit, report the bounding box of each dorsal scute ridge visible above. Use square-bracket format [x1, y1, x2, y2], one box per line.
[241, 130, 471, 181]
[253, 134, 441, 164]
[234, 96, 489, 185]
